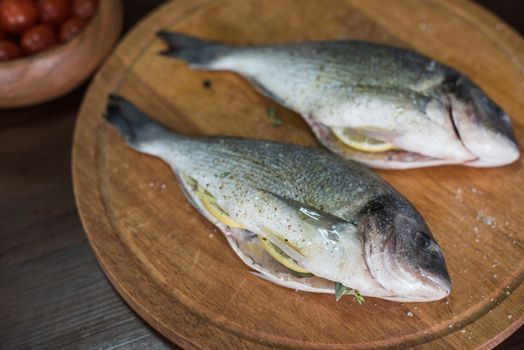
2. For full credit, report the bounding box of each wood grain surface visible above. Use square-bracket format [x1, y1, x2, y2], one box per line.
[0, 1, 176, 349]
[1, 1, 522, 349]
[0, 0, 123, 108]
[71, 0, 524, 349]
[0, 89, 173, 349]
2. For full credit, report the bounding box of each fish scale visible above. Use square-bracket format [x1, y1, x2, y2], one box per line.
[194, 139, 387, 214]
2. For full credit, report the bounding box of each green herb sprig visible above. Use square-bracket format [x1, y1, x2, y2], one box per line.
[335, 282, 365, 304]
[267, 106, 284, 127]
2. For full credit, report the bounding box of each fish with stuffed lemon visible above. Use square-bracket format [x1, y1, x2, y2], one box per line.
[105, 95, 451, 302]
[158, 32, 519, 169]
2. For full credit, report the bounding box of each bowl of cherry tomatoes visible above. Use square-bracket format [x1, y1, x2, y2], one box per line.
[0, 0, 122, 108]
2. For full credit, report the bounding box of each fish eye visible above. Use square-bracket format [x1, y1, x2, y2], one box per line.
[413, 231, 431, 249]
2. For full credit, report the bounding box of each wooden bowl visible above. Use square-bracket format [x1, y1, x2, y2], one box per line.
[0, 0, 123, 108]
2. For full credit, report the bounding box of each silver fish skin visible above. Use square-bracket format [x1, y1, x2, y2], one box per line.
[157, 32, 519, 169]
[105, 95, 451, 302]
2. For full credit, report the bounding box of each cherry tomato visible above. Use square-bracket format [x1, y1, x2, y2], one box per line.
[59, 17, 87, 42]
[0, 0, 40, 34]
[0, 40, 22, 61]
[71, 0, 98, 20]
[38, 0, 71, 27]
[21, 24, 57, 54]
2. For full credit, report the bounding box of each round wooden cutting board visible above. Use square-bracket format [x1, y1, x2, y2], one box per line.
[72, 0, 524, 348]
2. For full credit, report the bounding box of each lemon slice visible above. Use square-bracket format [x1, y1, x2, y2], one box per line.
[258, 236, 310, 274]
[195, 186, 243, 229]
[331, 127, 396, 153]
[200, 197, 244, 228]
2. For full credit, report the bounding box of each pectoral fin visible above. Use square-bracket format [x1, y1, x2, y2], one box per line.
[257, 188, 355, 231]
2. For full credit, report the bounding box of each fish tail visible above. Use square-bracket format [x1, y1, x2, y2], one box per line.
[157, 31, 228, 67]
[105, 94, 173, 151]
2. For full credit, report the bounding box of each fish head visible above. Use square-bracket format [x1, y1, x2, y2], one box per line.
[360, 195, 451, 302]
[445, 75, 519, 167]
[309, 74, 519, 169]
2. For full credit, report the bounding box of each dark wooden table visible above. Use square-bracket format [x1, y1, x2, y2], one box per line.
[1, 1, 522, 349]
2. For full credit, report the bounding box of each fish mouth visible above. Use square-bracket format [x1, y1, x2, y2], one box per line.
[444, 74, 520, 167]
[394, 264, 451, 302]
[365, 230, 451, 302]
[392, 254, 451, 301]
[421, 271, 451, 298]
[447, 94, 519, 167]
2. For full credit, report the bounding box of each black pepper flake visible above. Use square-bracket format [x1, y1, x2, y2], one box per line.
[202, 79, 212, 89]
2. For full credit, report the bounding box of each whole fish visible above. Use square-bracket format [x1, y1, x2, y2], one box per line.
[158, 32, 519, 169]
[105, 95, 451, 302]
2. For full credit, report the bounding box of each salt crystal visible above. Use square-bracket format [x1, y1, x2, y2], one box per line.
[161, 184, 167, 189]
[406, 311, 414, 317]
[476, 212, 496, 228]
[461, 329, 466, 333]
[508, 314, 513, 319]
